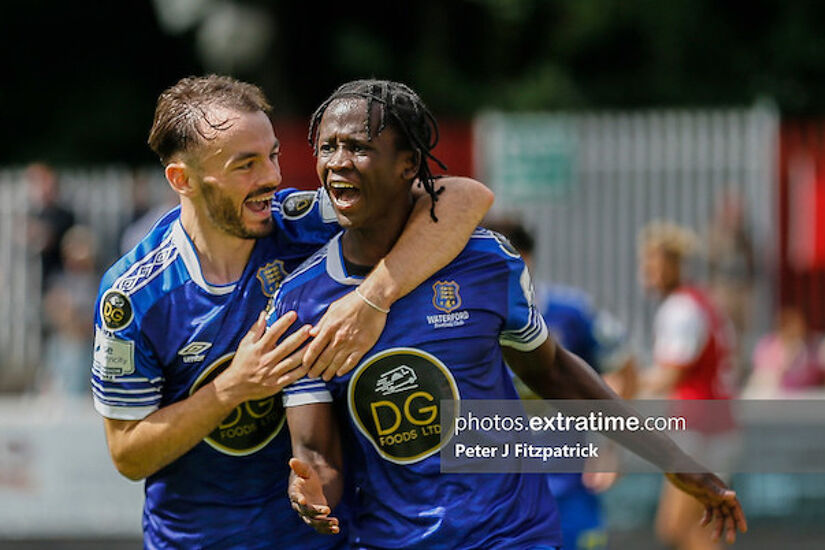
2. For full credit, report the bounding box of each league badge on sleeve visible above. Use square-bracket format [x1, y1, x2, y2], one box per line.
[100, 289, 134, 331]
[282, 191, 317, 220]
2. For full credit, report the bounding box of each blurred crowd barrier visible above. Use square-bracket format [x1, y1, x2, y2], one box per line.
[0, 167, 169, 392]
[477, 105, 779, 372]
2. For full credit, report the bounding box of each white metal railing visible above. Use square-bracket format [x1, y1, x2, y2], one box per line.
[476, 105, 779, 363]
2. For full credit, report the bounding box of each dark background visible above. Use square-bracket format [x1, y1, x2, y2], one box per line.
[4, 0, 825, 165]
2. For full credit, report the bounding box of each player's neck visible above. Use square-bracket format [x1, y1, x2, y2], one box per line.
[341, 203, 411, 268]
[180, 207, 255, 285]
[660, 279, 682, 298]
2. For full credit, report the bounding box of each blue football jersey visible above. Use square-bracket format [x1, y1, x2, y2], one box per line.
[271, 229, 563, 549]
[92, 188, 346, 550]
[535, 286, 631, 550]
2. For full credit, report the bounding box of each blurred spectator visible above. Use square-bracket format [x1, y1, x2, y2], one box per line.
[37, 225, 99, 396]
[24, 163, 75, 285]
[638, 221, 737, 550]
[486, 217, 638, 550]
[118, 173, 177, 255]
[706, 191, 757, 384]
[744, 306, 825, 398]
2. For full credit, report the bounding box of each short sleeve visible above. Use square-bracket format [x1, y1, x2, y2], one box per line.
[266, 280, 334, 408]
[653, 294, 708, 368]
[498, 256, 548, 352]
[91, 285, 164, 420]
[282, 377, 333, 408]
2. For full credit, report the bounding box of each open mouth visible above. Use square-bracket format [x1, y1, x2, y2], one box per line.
[244, 193, 274, 214]
[328, 181, 361, 209]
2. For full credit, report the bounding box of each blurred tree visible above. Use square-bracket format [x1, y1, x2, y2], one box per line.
[5, 0, 825, 164]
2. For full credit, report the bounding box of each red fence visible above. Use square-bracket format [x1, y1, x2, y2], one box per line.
[779, 122, 825, 331]
[274, 119, 474, 191]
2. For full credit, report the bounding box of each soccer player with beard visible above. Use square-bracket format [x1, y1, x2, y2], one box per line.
[91, 75, 493, 549]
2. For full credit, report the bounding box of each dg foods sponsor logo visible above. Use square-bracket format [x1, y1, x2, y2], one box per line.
[190, 353, 285, 456]
[348, 348, 459, 464]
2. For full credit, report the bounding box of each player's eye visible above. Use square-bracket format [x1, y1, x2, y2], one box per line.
[237, 160, 254, 170]
[319, 143, 334, 154]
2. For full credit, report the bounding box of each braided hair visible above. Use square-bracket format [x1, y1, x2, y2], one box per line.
[308, 79, 447, 221]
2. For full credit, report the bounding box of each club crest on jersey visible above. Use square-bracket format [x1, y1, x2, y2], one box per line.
[348, 348, 460, 465]
[281, 191, 316, 219]
[427, 281, 470, 328]
[257, 260, 287, 297]
[100, 289, 134, 331]
[432, 281, 461, 313]
[190, 353, 285, 456]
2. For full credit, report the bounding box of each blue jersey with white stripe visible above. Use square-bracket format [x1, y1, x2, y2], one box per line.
[92, 188, 345, 550]
[271, 228, 563, 549]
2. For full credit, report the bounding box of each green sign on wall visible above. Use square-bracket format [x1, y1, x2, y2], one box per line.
[476, 113, 577, 203]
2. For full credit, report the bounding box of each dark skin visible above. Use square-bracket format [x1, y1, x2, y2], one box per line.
[286, 97, 747, 544]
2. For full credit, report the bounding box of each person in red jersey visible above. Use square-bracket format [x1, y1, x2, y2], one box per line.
[639, 221, 739, 550]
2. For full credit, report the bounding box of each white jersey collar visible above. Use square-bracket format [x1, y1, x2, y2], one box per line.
[171, 220, 237, 296]
[325, 233, 366, 286]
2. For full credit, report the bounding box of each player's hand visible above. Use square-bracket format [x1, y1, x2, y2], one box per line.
[582, 444, 621, 493]
[665, 472, 748, 544]
[582, 470, 620, 493]
[302, 290, 387, 381]
[288, 458, 340, 535]
[216, 311, 312, 404]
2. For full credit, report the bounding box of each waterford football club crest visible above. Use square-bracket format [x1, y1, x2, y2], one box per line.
[257, 260, 287, 297]
[432, 281, 461, 313]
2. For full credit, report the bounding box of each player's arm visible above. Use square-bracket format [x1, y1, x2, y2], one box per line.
[103, 312, 311, 480]
[304, 176, 494, 379]
[285, 403, 344, 535]
[503, 341, 747, 543]
[642, 362, 686, 397]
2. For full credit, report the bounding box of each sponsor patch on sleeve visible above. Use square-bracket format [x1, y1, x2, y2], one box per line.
[93, 327, 135, 380]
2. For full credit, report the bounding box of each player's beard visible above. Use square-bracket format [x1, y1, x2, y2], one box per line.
[201, 179, 274, 239]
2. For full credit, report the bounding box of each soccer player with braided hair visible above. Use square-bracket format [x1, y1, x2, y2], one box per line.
[273, 80, 747, 548]
[308, 79, 447, 222]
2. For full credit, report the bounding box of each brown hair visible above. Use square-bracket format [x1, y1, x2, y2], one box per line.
[148, 74, 272, 165]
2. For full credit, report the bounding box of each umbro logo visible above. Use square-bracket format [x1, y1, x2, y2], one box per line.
[178, 342, 212, 363]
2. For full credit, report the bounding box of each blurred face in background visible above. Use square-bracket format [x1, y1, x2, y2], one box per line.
[186, 106, 282, 239]
[640, 245, 681, 295]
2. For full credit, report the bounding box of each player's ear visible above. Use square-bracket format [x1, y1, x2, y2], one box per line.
[400, 149, 420, 181]
[165, 162, 194, 196]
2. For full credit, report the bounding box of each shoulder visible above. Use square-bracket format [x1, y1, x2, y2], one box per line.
[271, 237, 337, 314]
[657, 290, 706, 325]
[96, 219, 186, 331]
[448, 227, 526, 272]
[541, 286, 596, 319]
